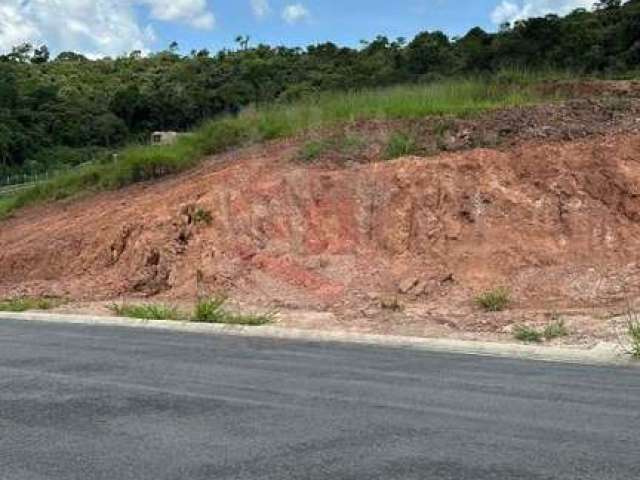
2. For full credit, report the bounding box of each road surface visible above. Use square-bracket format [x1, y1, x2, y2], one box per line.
[0, 319, 638, 479]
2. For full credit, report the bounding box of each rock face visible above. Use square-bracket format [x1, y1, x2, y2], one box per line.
[1, 133, 640, 315]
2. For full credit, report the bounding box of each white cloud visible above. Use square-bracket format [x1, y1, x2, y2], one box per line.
[141, 0, 215, 30]
[491, 0, 593, 24]
[0, 0, 216, 57]
[251, 0, 271, 18]
[0, 4, 39, 49]
[282, 3, 310, 24]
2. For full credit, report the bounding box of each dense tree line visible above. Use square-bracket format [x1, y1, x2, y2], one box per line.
[0, 0, 639, 176]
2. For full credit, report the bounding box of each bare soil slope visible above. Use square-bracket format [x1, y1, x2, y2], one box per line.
[2, 96, 640, 341]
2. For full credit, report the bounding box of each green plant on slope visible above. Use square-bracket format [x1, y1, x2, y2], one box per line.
[297, 140, 329, 163]
[543, 317, 569, 340]
[513, 325, 543, 343]
[625, 309, 640, 360]
[385, 131, 419, 159]
[193, 296, 274, 326]
[475, 287, 511, 312]
[110, 303, 184, 321]
[0, 296, 64, 312]
[193, 207, 213, 225]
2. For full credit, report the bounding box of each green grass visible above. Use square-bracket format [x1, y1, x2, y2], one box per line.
[513, 325, 544, 343]
[192, 207, 213, 225]
[626, 312, 640, 360]
[475, 287, 511, 312]
[110, 303, 184, 321]
[192, 297, 274, 326]
[298, 140, 330, 163]
[512, 317, 570, 344]
[0, 296, 64, 312]
[0, 77, 549, 220]
[543, 318, 569, 340]
[108, 298, 274, 325]
[385, 131, 419, 159]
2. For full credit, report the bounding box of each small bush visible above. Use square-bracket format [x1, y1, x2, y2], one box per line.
[513, 325, 543, 343]
[627, 314, 640, 360]
[193, 297, 274, 326]
[193, 207, 213, 225]
[298, 140, 328, 163]
[385, 131, 419, 159]
[543, 318, 569, 340]
[0, 296, 63, 312]
[380, 295, 403, 312]
[110, 303, 183, 321]
[475, 287, 511, 312]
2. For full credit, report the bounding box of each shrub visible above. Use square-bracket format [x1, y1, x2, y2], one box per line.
[297, 140, 328, 163]
[626, 311, 640, 360]
[513, 325, 543, 343]
[475, 287, 511, 312]
[543, 318, 569, 340]
[380, 295, 403, 312]
[385, 131, 419, 159]
[193, 207, 213, 225]
[193, 296, 274, 326]
[110, 303, 183, 321]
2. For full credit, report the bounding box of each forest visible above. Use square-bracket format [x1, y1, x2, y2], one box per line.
[0, 0, 638, 177]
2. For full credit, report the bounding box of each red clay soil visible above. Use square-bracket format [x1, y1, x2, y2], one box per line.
[1, 129, 640, 338]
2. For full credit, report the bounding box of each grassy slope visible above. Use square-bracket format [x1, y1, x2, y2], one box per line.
[0, 78, 548, 219]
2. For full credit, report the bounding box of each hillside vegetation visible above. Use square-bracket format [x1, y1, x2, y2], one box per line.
[0, 79, 546, 219]
[1, 0, 638, 178]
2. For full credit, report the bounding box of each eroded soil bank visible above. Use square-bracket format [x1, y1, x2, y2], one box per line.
[1, 97, 640, 345]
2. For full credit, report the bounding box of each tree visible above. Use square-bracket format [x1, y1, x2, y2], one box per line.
[31, 45, 50, 64]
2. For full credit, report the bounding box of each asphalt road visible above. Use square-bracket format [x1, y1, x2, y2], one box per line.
[0, 320, 638, 480]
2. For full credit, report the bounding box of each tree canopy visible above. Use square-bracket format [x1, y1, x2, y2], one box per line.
[0, 0, 639, 176]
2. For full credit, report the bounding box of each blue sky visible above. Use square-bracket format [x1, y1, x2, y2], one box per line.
[155, 1, 498, 53]
[0, 1, 594, 57]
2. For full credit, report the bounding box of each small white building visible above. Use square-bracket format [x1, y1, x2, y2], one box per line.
[151, 131, 179, 146]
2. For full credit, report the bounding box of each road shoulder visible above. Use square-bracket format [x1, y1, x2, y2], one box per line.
[0, 311, 634, 367]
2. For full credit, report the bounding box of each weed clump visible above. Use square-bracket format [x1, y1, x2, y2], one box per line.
[110, 303, 184, 321]
[193, 296, 274, 326]
[380, 295, 403, 312]
[193, 207, 213, 225]
[298, 140, 329, 163]
[385, 132, 419, 159]
[624, 309, 640, 360]
[475, 287, 511, 312]
[543, 317, 569, 340]
[513, 325, 543, 343]
[512, 316, 570, 344]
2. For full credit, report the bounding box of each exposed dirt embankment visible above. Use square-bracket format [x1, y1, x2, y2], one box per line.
[2, 94, 640, 342]
[2, 131, 640, 311]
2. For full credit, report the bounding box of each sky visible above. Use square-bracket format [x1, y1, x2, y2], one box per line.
[0, 0, 595, 58]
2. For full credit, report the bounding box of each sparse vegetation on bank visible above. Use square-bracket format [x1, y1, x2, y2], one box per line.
[110, 303, 184, 321]
[108, 297, 274, 326]
[0, 296, 65, 312]
[513, 325, 544, 343]
[193, 297, 274, 326]
[512, 317, 570, 344]
[0, 79, 546, 220]
[475, 287, 511, 312]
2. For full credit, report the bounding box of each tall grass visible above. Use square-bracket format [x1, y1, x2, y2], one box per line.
[0, 78, 548, 220]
